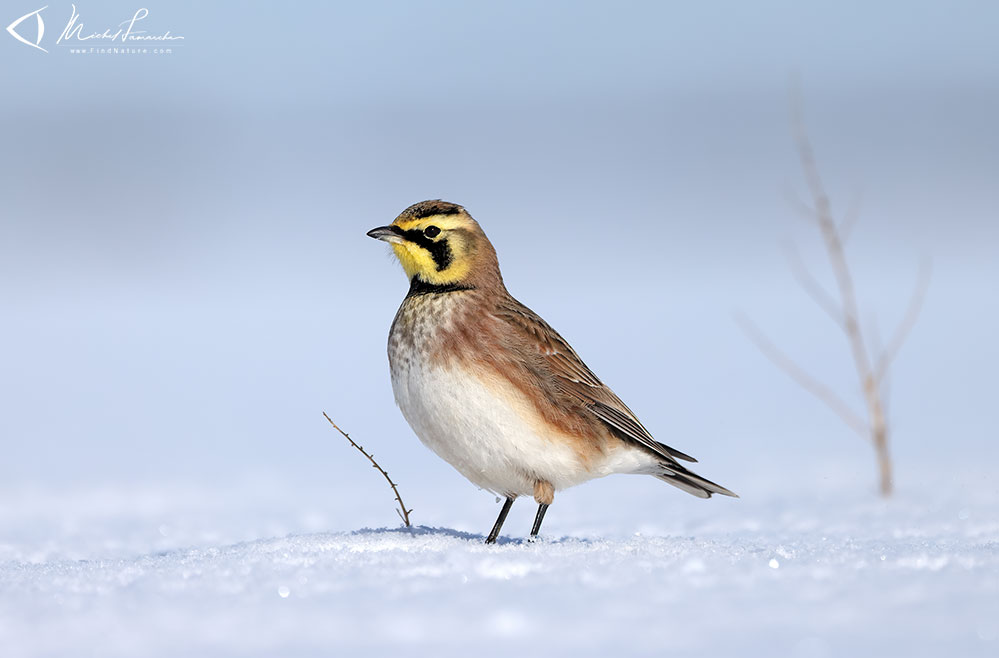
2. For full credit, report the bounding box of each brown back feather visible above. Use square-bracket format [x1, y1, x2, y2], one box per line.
[434, 291, 686, 467]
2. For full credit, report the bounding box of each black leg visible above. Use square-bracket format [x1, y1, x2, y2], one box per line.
[529, 503, 549, 539]
[486, 497, 515, 544]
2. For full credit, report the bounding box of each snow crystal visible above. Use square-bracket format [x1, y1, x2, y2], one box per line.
[0, 475, 997, 657]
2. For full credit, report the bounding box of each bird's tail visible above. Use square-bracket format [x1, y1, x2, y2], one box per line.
[654, 463, 738, 499]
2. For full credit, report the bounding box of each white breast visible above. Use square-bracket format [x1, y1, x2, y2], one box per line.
[388, 347, 654, 497]
[390, 358, 560, 495]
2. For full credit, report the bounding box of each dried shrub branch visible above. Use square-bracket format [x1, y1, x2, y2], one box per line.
[323, 412, 412, 526]
[874, 258, 932, 384]
[735, 312, 868, 438]
[838, 190, 864, 244]
[739, 88, 931, 497]
[782, 241, 844, 327]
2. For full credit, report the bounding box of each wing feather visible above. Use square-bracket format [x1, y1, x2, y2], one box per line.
[492, 296, 696, 466]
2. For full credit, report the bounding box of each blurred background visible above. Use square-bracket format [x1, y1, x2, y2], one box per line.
[1, 0, 997, 537]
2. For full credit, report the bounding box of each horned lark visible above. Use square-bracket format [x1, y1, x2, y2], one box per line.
[367, 200, 736, 543]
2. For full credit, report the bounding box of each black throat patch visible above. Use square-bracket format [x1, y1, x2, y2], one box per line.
[406, 277, 475, 298]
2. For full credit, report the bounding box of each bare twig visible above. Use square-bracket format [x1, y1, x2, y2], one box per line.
[839, 189, 864, 243]
[735, 313, 868, 438]
[867, 313, 891, 419]
[874, 258, 932, 384]
[789, 89, 895, 496]
[323, 412, 413, 527]
[741, 83, 929, 497]
[783, 241, 844, 327]
[783, 187, 820, 221]
[784, 185, 862, 243]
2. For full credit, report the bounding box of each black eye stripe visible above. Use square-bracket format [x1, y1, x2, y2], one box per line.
[399, 228, 452, 271]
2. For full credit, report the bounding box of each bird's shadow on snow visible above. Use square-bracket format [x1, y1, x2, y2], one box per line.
[143, 526, 592, 563]
[349, 525, 593, 547]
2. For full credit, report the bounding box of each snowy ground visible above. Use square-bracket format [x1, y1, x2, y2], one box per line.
[2, 467, 997, 657]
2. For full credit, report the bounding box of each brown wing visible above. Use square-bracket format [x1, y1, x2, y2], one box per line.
[491, 296, 698, 467]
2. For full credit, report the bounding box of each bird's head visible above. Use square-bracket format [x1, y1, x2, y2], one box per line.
[367, 200, 501, 289]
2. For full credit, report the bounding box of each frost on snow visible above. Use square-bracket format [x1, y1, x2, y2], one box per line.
[0, 477, 997, 657]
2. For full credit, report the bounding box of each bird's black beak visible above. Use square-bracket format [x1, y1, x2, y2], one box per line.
[366, 225, 404, 244]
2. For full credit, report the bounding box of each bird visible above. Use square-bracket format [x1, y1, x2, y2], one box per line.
[367, 200, 736, 543]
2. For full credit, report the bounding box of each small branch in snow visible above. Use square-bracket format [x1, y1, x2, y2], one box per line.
[323, 412, 413, 527]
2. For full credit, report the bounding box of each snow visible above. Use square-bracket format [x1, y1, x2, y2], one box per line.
[2, 471, 997, 657]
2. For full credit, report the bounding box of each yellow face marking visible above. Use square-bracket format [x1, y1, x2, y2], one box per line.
[388, 213, 473, 285]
